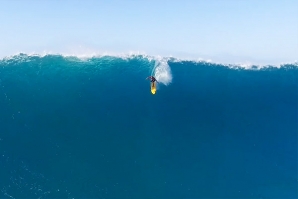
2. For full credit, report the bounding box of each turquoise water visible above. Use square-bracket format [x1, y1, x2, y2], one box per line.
[0, 54, 297, 198]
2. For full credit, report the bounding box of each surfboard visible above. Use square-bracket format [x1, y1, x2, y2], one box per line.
[151, 82, 156, 95]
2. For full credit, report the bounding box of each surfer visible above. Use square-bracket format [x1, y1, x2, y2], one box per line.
[146, 76, 158, 83]
[147, 76, 158, 94]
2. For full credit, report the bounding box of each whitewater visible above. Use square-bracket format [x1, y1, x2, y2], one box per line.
[0, 53, 297, 199]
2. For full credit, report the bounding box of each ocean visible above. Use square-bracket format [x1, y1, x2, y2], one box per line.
[0, 53, 297, 199]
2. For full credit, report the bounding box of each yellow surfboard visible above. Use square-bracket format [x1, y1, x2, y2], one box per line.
[151, 82, 156, 95]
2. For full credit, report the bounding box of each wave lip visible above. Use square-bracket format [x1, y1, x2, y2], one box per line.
[1, 53, 297, 70]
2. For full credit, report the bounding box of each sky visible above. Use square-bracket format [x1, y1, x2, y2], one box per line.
[0, 0, 297, 64]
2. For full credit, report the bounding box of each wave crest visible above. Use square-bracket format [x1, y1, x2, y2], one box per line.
[1, 53, 297, 70]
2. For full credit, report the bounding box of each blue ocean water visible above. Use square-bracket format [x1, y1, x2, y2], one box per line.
[0, 53, 297, 199]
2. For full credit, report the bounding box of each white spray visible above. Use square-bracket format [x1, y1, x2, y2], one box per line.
[151, 58, 172, 86]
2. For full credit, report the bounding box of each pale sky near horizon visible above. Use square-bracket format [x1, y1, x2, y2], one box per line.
[0, 0, 297, 64]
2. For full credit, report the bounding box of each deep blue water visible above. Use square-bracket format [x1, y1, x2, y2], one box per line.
[0, 54, 297, 198]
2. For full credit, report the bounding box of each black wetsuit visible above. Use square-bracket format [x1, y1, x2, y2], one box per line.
[150, 77, 156, 82]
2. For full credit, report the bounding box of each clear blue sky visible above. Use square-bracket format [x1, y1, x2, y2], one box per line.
[0, 0, 297, 64]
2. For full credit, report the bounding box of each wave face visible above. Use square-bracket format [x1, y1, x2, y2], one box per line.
[0, 54, 297, 198]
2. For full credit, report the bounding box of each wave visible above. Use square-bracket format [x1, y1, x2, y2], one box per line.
[0, 52, 297, 198]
